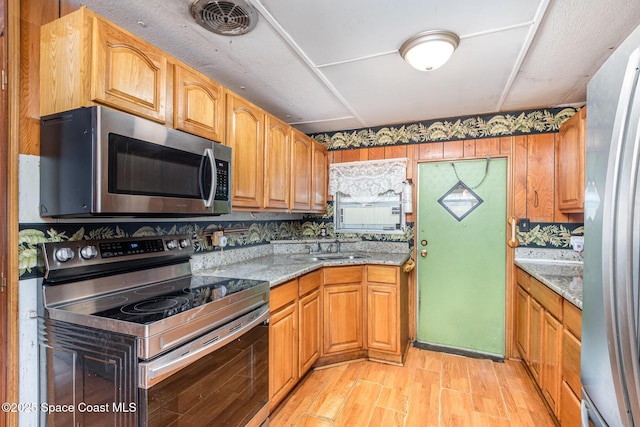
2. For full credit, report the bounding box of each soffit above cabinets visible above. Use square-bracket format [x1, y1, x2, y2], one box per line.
[80, 0, 640, 134]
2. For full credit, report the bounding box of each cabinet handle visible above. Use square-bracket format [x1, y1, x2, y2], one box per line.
[534, 190, 539, 208]
[507, 216, 519, 248]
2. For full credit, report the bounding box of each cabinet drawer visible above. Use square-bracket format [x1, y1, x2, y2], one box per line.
[367, 265, 397, 284]
[323, 266, 363, 285]
[562, 328, 582, 397]
[299, 269, 321, 296]
[516, 268, 530, 291]
[531, 278, 562, 320]
[563, 300, 582, 339]
[271, 279, 298, 312]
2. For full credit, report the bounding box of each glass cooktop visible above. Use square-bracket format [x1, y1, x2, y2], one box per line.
[57, 276, 269, 325]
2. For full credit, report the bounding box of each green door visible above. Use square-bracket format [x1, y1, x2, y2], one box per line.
[417, 158, 507, 357]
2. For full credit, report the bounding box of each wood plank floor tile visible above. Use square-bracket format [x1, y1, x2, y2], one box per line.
[296, 414, 333, 427]
[368, 406, 405, 427]
[271, 347, 559, 427]
[441, 353, 471, 393]
[441, 388, 475, 426]
[333, 380, 382, 426]
[405, 368, 440, 427]
[467, 357, 508, 418]
[306, 362, 365, 420]
[377, 365, 412, 412]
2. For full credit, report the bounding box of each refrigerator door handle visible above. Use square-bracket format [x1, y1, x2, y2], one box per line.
[602, 46, 640, 426]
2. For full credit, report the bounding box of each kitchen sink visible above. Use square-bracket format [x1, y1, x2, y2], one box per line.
[291, 253, 370, 262]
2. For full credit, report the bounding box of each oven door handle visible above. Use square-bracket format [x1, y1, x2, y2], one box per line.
[138, 305, 269, 389]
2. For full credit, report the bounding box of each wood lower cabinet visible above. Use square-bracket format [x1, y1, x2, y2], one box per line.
[269, 279, 298, 409]
[515, 267, 583, 425]
[366, 265, 408, 364]
[174, 63, 224, 141]
[40, 7, 168, 122]
[322, 266, 364, 356]
[298, 271, 321, 377]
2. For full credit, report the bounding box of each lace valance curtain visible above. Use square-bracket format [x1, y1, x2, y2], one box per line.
[328, 158, 408, 203]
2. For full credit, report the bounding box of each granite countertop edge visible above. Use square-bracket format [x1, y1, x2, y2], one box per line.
[195, 252, 411, 288]
[514, 259, 583, 309]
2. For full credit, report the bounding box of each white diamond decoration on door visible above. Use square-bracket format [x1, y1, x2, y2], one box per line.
[438, 181, 484, 221]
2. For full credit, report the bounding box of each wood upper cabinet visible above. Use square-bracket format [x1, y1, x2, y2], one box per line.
[290, 129, 313, 211]
[526, 133, 556, 222]
[226, 92, 265, 209]
[557, 108, 586, 213]
[322, 267, 364, 355]
[174, 63, 224, 141]
[40, 7, 168, 122]
[311, 141, 328, 212]
[269, 279, 299, 409]
[264, 116, 291, 210]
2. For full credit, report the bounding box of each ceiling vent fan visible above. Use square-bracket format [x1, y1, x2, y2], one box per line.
[191, 0, 258, 36]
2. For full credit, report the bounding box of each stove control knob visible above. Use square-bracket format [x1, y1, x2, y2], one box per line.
[80, 245, 98, 260]
[54, 247, 75, 263]
[179, 239, 190, 249]
[166, 239, 178, 250]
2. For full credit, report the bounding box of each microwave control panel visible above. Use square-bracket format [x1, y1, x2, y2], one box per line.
[215, 159, 229, 201]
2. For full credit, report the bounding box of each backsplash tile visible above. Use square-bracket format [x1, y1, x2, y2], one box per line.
[517, 222, 584, 249]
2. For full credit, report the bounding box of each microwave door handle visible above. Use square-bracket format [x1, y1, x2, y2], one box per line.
[201, 148, 216, 208]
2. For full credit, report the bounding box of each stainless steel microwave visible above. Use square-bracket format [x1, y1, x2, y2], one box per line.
[40, 106, 232, 217]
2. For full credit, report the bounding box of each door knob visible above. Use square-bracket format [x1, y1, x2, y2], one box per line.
[420, 249, 428, 257]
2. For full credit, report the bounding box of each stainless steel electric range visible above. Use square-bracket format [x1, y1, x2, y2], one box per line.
[38, 235, 270, 427]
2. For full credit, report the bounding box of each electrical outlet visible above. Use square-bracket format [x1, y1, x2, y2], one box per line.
[212, 231, 224, 246]
[518, 218, 530, 232]
[570, 235, 584, 253]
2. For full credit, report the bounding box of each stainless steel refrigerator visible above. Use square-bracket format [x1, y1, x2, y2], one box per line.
[583, 22, 640, 426]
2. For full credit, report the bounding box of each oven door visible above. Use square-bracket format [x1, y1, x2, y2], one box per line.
[138, 305, 269, 427]
[96, 106, 231, 215]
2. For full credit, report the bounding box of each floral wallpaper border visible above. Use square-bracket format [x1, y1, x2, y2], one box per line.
[18, 212, 415, 280]
[312, 107, 578, 150]
[517, 222, 584, 248]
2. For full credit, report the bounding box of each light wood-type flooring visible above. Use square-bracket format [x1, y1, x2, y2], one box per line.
[270, 346, 557, 427]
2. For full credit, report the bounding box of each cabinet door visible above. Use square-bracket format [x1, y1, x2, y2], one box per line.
[367, 284, 397, 353]
[311, 141, 328, 212]
[562, 328, 581, 397]
[226, 93, 264, 208]
[269, 301, 298, 409]
[323, 284, 364, 354]
[560, 381, 581, 427]
[92, 16, 167, 122]
[542, 311, 563, 415]
[526, 133, 556, 222]
[557, 108, 586, 212]
[529, 298, 543, 382]
[290, 130, 312, 211]
[174, 64, 224, 141]
[264, 116, 291, 210]
[298, 289, 321, 377]
[515, 285, 530, 362]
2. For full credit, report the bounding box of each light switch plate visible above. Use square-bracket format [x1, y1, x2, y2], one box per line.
[518, 218, 530, 232]
[570, 235, 584, 253]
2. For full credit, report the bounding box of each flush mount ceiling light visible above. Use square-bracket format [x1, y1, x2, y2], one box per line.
[399, 30, 460, 71]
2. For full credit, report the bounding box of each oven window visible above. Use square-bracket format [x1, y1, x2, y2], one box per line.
[108, 133, 205, 199]
[141, 322, 269, 427]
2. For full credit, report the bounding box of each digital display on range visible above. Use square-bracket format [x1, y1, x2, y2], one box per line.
[99, 239, 165, 258]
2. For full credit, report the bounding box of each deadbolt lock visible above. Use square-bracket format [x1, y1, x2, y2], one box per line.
[420, 240, 428, 246]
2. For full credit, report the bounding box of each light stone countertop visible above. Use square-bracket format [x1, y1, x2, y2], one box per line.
[514, 258, 583, 309]
[193, 245, 411, 288]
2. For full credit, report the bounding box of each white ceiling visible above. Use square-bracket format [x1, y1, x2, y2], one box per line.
[79, 0, 640, 134]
